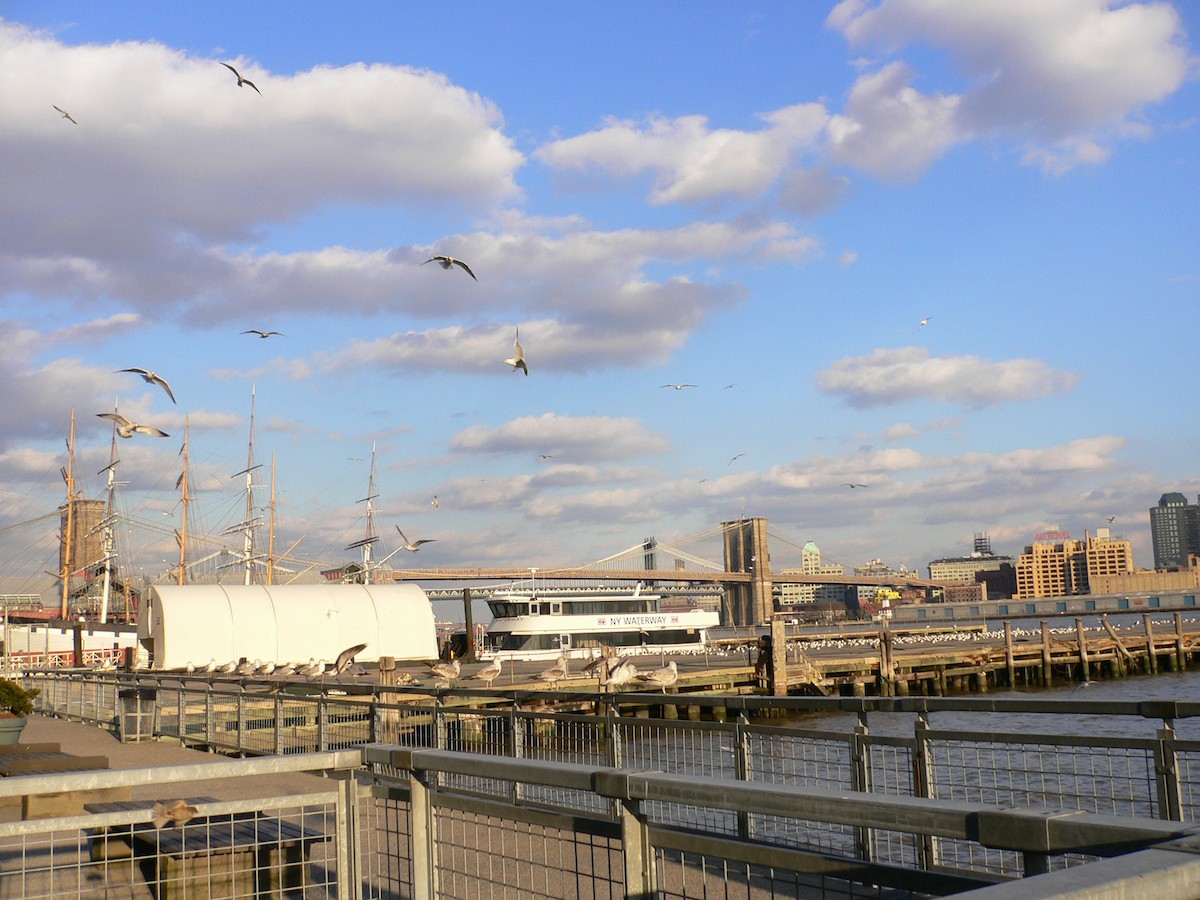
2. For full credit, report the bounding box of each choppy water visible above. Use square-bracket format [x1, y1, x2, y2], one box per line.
[771, 667, 1200, 741]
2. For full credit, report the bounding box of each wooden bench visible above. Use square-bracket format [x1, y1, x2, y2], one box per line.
[0, 745, 129, 818]
[85, 798, 329, 899]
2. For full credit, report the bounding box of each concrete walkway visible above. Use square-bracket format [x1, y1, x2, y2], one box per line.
[13, 714, 333, 802]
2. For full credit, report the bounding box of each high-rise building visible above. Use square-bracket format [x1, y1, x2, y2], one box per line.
[1015, 528, 1133, 599]
[928, 534, 1016, 600]
[1149, 493, 1200, 570]
[778, 540, 844, 607]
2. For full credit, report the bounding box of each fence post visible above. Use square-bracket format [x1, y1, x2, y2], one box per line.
[410, 771, 439, 900]
[735, 712, 751, 839]
[334, 771, 363, 900]
[851, 712, 874, 862]
[1155, 720, 1183, 822]
[913, 714, 938, 869]
[236, 689, 246, 752]
[318, 695, 329, 752]
[511, 702, 524, 806]
[273, 693, 283, 755]
[620, 799, 657, 899]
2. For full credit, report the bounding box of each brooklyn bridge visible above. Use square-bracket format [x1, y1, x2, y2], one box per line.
[386, 517, 943, 627]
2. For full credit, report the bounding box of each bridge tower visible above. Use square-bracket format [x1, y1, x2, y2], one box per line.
[722, 517, 773, 626]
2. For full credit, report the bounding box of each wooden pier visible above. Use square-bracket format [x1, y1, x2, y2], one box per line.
[762, 612, 1200, 698]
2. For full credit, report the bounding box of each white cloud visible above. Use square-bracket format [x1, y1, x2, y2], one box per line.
[883, 422, 920, 441]
[828, 0, 1190, 172]
[535, 104, 829, 204]
[826, 61, 962, 180]
[0, 22, 523, 311]
[450, 413, 671, 461]
[815, 346, 1080, 409]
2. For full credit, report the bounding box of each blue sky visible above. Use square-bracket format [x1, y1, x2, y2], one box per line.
[0, 1, 1196, 584]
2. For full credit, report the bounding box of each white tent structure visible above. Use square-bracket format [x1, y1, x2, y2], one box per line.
[139, 583, 437, 670]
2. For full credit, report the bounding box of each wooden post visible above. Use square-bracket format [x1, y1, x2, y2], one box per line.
[878, 623, 894, 697]
[1074, 618, 1090, 682]
[1175, 611, 1186, 672]
[1040, 620, 1053, 687]
[377, 656, 398, 741]
[1004, 622, 1016, 688]
[1101, 616, 1135, 676]
[1144, 613, 1158, 674]
[462, 588, 476, 662]
[72, 624, 83, 668]
[770, 618, 788, 696]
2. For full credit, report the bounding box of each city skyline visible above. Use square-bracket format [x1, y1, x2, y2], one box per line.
[0, 3, 1197, 585]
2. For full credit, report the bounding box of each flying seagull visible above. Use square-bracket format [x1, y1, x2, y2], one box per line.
[728, 453, 746, 465]
[97, 412, 170, 439]
[52, 105, 77, 124]
[504, 327, 528, 375]
[333, 642, 368, 675]
[842, 483, 867, 488]
[152, 799, 199, 829]
[431, 495, 439, 509]
[221, 62, 262, 94]
[396, 527, 436, 552]
[116, 368, 176, 404]
[919, 316, 932, 328]
[242, 329, 283, 338]
[1107, 516, 1117, 523]
[422, 255, 477, 281]
[661, 383, 697, 390]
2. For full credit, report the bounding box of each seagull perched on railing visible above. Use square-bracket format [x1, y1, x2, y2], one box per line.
[603, 658, 639, 689]
[333, 642, 368, 675]
[538, 655, 568, 688]
[426, 658, 461, 686]
[471, 658, 502, 687]
[422, 255, 477, 281]
[636, 661, 678, 694]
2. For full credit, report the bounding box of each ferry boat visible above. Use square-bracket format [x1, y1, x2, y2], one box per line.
[478, 583, 720, 662]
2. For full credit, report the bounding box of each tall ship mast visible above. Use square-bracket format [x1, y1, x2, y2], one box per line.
[58, 411, 77, 619]
[346, 443, 381, 583]
[223, 386, 264, 584]
[175, 418, 191, 585]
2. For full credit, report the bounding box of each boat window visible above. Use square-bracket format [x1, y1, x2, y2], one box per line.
[561, 600, 654, 615]
[528, 603, 540, 616]
[550, 602, 562, 615]
[487, 602, 525, 618]
[560, 635, 570, 647]
[496, 633, 558, 651]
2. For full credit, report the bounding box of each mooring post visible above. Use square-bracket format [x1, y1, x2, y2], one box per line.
[878, 622, 894, 697]
[1040, 620, 1052, 687]
[1145, 613, 1158, 674]
[1175, 611, 1186, 672]
[1004, 621, 1016, 687]
[770, 618, 788, 696]
[462, 588, 476, 662]
[1075, 618, 1090, 682]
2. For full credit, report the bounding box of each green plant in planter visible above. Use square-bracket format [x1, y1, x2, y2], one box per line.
[0, 678, 39, 718]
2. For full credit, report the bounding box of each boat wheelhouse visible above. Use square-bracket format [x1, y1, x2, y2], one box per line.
[479, 583, 720, 661]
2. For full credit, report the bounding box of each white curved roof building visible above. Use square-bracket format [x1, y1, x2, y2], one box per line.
[139, 583, 437, 670]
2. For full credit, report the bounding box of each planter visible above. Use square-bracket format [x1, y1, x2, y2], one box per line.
[0, 716, 27, 745]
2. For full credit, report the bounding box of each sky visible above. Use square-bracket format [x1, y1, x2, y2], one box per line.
[0, 0, 1197, 587]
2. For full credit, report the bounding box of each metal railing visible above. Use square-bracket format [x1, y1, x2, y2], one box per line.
[3, 734, 1200, 897]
